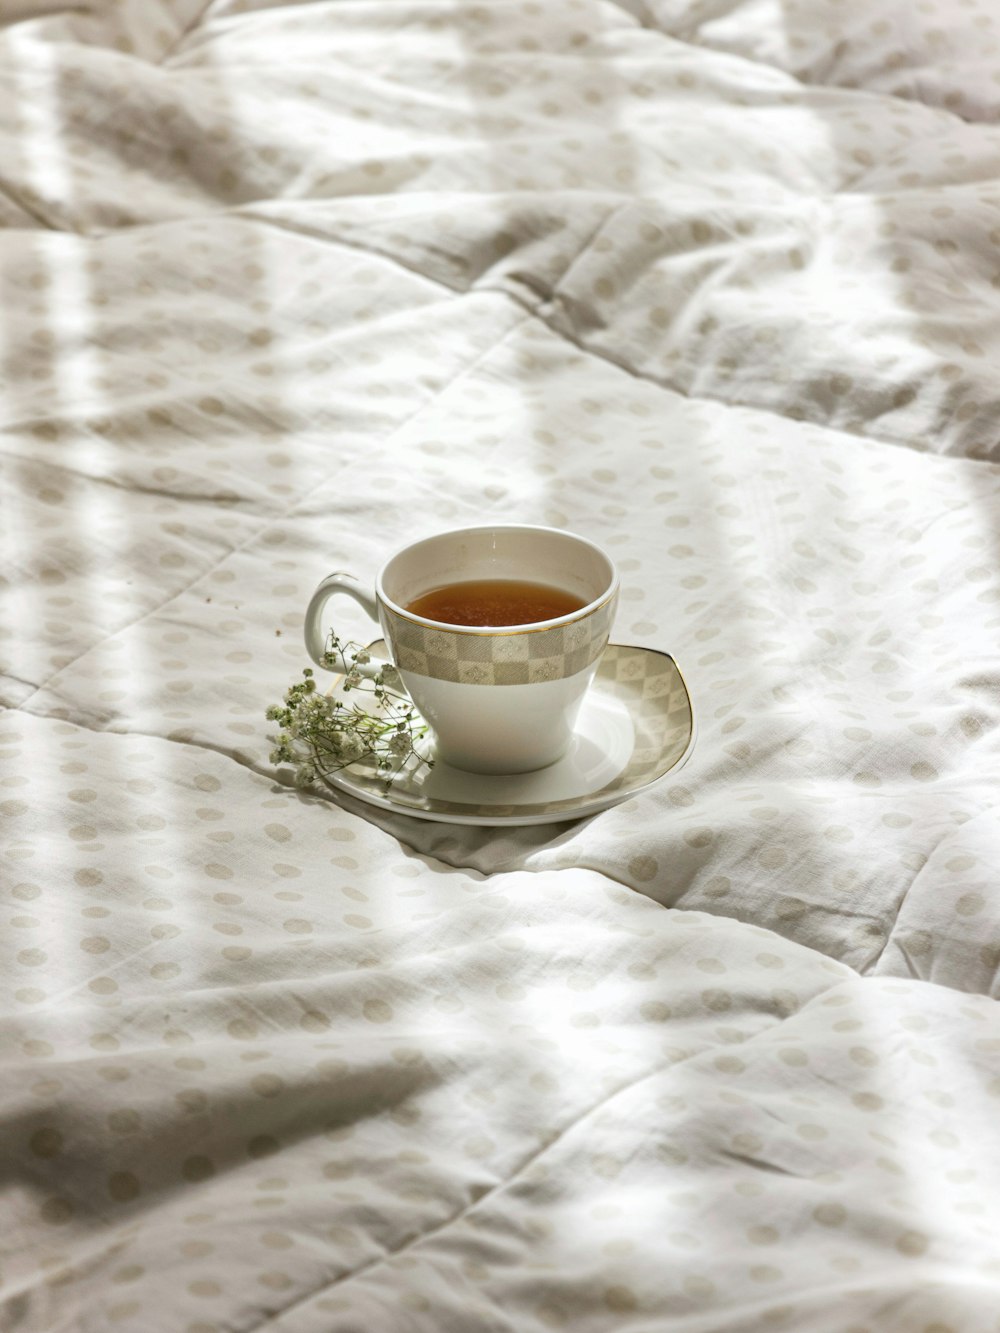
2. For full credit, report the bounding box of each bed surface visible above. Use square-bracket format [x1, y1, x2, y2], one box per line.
[3, 1, 1000, 1329]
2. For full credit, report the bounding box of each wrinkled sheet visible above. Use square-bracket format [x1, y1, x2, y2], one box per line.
[3, 0, 1000, 1329]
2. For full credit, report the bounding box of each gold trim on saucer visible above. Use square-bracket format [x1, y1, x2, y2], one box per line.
[320, 640, 695, 826]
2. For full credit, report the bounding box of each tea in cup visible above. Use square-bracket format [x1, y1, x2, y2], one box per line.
[304, 524, 619, 775]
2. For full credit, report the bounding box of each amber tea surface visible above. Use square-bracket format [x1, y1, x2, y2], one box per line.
[406, 579, 588, 627]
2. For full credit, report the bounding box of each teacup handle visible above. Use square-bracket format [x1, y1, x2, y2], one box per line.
[304, 572, 387, 679]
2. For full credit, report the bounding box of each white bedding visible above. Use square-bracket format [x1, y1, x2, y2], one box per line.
[3, 1, 1000, 1329]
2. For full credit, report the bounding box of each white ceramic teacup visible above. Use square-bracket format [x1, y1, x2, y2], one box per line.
[304, 524, 619, 775]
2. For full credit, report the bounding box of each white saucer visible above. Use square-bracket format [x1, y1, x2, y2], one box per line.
[320, 641, 695, 826]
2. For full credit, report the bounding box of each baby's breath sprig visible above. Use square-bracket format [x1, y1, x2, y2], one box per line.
[266, 632, 433, 792]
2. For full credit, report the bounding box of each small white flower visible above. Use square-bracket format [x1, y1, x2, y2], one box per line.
[266, 632, 430, 793]
[340, 735, 366, 762]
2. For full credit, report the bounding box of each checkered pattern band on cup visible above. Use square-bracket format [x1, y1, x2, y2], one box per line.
[381, 591, 618, 685]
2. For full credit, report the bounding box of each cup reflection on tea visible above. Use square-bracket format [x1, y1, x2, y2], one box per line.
[304, 524, 619, 775]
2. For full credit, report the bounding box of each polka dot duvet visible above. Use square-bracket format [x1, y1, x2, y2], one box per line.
[2, 1, 1000, 1330]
